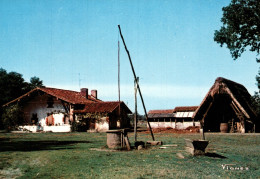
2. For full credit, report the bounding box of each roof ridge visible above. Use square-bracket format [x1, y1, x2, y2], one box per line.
[215, 77, 246, 89]
[174, 105, 198, 108]
[40, 87, 80, 93]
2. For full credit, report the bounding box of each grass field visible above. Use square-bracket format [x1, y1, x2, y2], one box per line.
[0, 132, 259, 178]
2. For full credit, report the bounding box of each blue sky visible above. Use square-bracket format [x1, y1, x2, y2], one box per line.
[0, 0, 258, 114]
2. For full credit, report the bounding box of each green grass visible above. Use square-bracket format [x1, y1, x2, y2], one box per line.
[0, 132, 259, 178]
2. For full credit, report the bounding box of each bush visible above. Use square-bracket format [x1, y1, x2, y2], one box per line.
[2, 104, 24, 131]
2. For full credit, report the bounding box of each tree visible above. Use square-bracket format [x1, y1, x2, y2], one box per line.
[0, 68, 44, 129]
[26, 76, 44, 91]
[214, 0, 260, 61]
[2, 104, 24, 131]
[214, 0, 260, 124]
[0, 68, 27, 106]
[0, 68, 44, 106]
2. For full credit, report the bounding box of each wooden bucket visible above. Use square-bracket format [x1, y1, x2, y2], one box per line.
[220, 123, 229, 133]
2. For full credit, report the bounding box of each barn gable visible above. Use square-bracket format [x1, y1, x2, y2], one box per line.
[193, 77, 257, 133]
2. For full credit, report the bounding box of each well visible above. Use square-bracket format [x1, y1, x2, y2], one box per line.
[106, 129, 127, 149]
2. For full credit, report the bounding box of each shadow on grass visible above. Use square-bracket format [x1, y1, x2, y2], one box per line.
[205, 152, 227, 159]
[0, 139, 91, 152]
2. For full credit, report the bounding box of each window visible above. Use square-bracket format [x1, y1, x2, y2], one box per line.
[47, 97, 54, 108]
[31, 113, 38, 124]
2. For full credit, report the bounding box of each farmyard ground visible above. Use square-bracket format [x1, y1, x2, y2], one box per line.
[0, 132, 259, 178]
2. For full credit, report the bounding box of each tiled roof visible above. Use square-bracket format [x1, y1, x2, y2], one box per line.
[148, 113, 175, 118]
[148, 109, 175, 114]
[148, 106, 198, 118]
[40, 87, 100, 104]
[74, 101, 132, 114]
[3, 87, 101, 106]
[173, 106, 198, 112]
[148, 109, 175, 118]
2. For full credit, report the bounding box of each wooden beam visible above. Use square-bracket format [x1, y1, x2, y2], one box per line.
[225, 87, 249, 118]
[118, 25, 155, 141]
[61, 100, 70, 114]
[201, 101, 213, 140]
[124, 136, 131, 151]
[230, 102, 242, 117]
[201, 101, 214, 124]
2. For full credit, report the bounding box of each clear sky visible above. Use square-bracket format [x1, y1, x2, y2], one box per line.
[0, 0, 258, 114]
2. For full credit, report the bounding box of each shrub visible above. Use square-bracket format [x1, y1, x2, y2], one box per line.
[2, 104, 24, 131]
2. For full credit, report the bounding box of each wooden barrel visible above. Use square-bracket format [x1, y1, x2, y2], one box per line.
[220, 123, 229, 133]
[106, 130, 122, 149]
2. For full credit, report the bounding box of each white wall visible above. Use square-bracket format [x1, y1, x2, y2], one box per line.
[95, 117, 109, 132]
[149, 121, 200, 129]
[22, 94, 66, 126]
[19, 125, 71, 133]
[150, 122, 176, 129]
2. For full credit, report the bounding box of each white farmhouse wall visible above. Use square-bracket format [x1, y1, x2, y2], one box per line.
[23, 94, 66, 127]
[43, 125, 71, 132]
[19, 125, 71, 133]
[52, 113, 65, 126]
[95, 117, 109, 132]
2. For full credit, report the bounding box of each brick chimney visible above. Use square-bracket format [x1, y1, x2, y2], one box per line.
[91, 90, 97, 99]
[80, 88, 88, 99]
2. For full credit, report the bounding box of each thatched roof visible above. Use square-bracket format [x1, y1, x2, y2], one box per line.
[193, 77, 256, 122]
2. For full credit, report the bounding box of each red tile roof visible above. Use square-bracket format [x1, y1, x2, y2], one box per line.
[74, 101, 132, 114]
[173, 106, 198, 112]
[148, 109, 175, 114]
[148, 106, 198, 118]
[148, 106, 198, 114]
[3, 87, 101, 106]
[40, 87, 101, 104]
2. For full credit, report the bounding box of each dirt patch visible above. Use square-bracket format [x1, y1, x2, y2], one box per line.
[0, 168, 22, 179]
[141, 127, 200, 134]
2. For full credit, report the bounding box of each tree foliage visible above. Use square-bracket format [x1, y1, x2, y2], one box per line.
[0, 68, 44, 106]
[2, 104, 24, 131]
[214, 0, 260, 60]
[251, 92, 260, 113]
[27, 76, 44, 91]
[215, 0, 260, 117]
[0, 68, 44, 129]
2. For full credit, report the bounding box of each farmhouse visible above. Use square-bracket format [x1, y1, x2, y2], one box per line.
[148, 106, 199, 130]
[3, 87, 131, 132]
[193, 77, 257, 133]
[74, 101, 131, 132]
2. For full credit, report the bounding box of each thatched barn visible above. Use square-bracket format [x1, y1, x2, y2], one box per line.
[193, 77, 257, 133]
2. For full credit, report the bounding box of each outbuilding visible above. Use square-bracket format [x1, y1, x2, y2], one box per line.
[74, 101, 132, 132]
[148, 106, 199, 130]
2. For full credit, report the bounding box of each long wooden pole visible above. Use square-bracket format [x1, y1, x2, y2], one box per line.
[118, 36, 121, 123]
[134, 77, 139, 142]
[118, 25, 155, 141]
